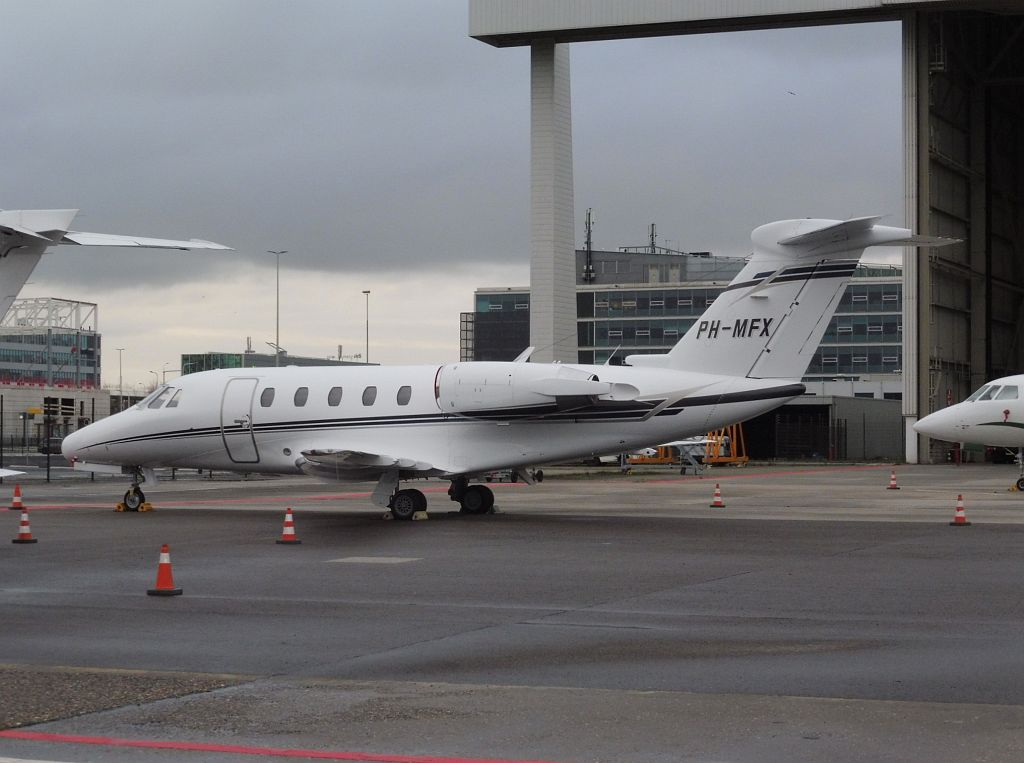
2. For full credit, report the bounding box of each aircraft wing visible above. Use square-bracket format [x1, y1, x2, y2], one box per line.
[59, 231, 233, 250]
[299, 448, 436, 480]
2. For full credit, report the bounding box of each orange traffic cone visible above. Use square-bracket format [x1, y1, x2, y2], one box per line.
[949, 494, 971, 527]
[8, 484, 24, 511]
[886, 470, 900, 490]
[710, 483, 725, 508]
[11, 509, 37, 544]
[147, 544, 182, 596]
[276, 508, 302, 545]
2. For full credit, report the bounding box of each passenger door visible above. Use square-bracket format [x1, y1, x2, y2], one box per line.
[221, 377, 260, 463]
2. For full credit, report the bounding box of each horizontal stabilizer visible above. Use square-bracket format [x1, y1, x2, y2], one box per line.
[776, 216, 882, 246]
[60, 231, 233, 250]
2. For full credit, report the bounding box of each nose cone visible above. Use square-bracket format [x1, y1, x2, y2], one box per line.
[914, 407, 958, 441]
[60, 428, 86, 464]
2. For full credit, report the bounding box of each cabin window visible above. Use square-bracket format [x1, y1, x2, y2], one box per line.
[397, 385, 412, 405]
[328, 386, 343, 406]
[362, 386, 377, 406]
[260, 388, 276, 407]
[294, 387, 309, 406]
[147, 387, 173, 409]
[165, 389, 183, 408]
[996, 385, 1019, 401]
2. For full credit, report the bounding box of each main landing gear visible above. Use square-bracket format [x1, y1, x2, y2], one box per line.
[448, 477, 494, 515]
[388, 488, 427, 521]
[382, 478, 496, 520]
[1015, 448, 1024, 492]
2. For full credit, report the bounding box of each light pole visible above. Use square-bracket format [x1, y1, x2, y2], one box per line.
[362, 290, 370, 364]
[149, 370, 159, 390]
[116, 348, 124, 412]
[268, 250, 288, 366]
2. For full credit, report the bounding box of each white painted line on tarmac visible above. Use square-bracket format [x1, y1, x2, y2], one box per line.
[328, 556, 421, 564]
[0, 757, 75, 763]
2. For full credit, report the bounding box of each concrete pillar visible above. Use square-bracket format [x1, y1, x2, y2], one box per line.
[530, 40, 576, 363]
[902, 12, 936, 463]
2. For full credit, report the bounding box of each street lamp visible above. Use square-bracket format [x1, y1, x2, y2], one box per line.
[268, 250, 288, 367]
[149, 370, 159, 390]
[116, 348, 124, 412]
[362, 290, 370, 364]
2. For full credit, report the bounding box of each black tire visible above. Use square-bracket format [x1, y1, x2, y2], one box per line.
[534, 469, 544, 483]
[460, 484, 494, 515]
[390, 489, 424, 520]
[1016, 478, 1024, 492]
[123, 487, 145, 511]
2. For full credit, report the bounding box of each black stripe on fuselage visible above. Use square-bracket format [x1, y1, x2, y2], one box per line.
[84, 384, 806, 452]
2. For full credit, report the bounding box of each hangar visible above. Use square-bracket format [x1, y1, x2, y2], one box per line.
[469, 1, 1024, 464]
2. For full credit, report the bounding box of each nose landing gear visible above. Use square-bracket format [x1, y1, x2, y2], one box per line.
[122, 486, 146, 511]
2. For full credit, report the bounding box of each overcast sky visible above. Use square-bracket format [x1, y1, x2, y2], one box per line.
[3, 1, 903, 389]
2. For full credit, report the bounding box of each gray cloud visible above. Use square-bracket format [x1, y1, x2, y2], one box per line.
[4, 2, 902, 292]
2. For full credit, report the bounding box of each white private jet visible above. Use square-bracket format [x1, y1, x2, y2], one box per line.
[62, 216, 952, 518]
[0, 208, 230, 480]
[914, 374, 1024, 490]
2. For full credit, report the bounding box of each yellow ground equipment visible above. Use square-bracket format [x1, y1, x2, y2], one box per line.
[705, 424, 749, 465]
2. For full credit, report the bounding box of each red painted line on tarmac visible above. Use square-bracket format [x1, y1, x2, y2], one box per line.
[645, 463, 890, 484]
[0, 729, 563, 763]
[11, 481, 528, 511]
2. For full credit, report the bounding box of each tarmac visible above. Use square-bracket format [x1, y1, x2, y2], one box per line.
[1, 461, 1023, 762]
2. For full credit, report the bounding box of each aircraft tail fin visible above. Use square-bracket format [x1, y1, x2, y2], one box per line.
[626, 217, 956, 378]
[0, 208, 232, 322]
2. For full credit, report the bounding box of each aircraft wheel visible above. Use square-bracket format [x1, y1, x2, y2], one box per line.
[1016, 478, 1024, 492]
[460, 484, 494, 515]
[533, 469, 544, 483]
[390, 489, 424, 520]
[123, 487, 145, 512]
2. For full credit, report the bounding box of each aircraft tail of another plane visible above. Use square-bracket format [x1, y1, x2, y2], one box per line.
[626, 216, 954, 379]
[0, 208, 232, 323]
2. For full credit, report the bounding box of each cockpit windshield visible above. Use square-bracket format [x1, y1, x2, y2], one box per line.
[135, 385, 181, 411]
[965, 385, 992, 402]
[964, 384, 1019, 403]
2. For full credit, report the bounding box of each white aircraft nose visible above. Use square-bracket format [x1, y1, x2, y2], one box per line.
[60, 429, 86, 463]
[914, 407, 959, 440]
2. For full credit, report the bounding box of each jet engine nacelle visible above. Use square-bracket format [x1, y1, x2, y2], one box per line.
[434, 362, 639, 417]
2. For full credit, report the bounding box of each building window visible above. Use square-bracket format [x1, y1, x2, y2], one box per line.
[397, 385, 412, 405]
[328, 387, 343, 406]
[260, 388, 275, 407]
[362, 386, 377, 406]
[294, 387, 309, 406]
